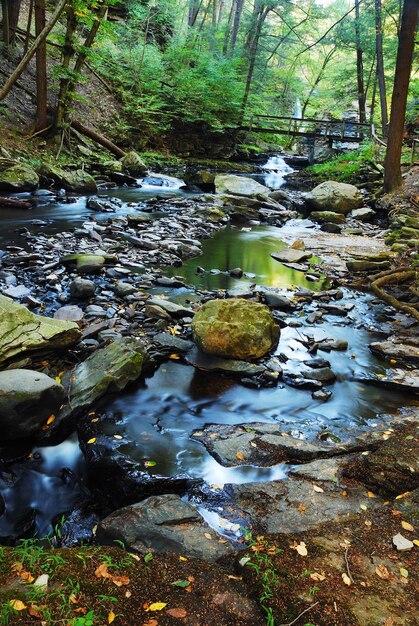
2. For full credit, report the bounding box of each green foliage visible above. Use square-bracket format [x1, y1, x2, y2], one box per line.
[307, 142, 381, 182]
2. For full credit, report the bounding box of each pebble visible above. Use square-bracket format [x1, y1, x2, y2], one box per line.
[392, 533, 414, 552]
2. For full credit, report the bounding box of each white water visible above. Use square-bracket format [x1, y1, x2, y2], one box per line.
[263, 155, 294, 188]
[138, 173, 186, 190]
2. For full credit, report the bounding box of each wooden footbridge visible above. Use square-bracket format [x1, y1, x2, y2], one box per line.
[241, 115, 372, 143]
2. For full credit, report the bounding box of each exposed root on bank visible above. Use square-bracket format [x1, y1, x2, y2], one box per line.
[370, 269, 419, 321]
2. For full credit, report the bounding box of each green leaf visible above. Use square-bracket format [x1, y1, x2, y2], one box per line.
[144, 552, 153, 563]
[171, 579, 191, 588]
[144, 460, 157, 467]
[405, 435, 414, 440]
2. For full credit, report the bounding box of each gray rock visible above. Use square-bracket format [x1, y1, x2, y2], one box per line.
[153, 332, 194, 353]
[2, 285, 31, 299]
[146, 297, 193, 318]
[310, 211, 346, 224]
[69, 279, 96, 299]
[355, 369, 419, 394]
[0, 164, 39, 192]
[191, 422, 341, 467]
[0, 295, 81, 364]
[0, 370, 65, 440]
[114, 282, 139, 297]
[215, 174, 270, 197]
[350, 207, 376, 221]
[271, 249, 312, 264]
[61, 254, 106, 274]
[120, 151, 148, 177]
[369, 341, 419, 365]
[305, 181, 363, 214]
[302, 367, 336, 383]
[97, 494, 234, 562]
[186, 348, 266, 377]
[54, 306, 84, 322]
[40, 164, 97, 193]
[260, 290, 293, 310]
[392, 533, 414, 552]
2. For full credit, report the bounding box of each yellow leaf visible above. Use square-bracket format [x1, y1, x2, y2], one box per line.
[401, 521, 414, 532]
[169, 354, 181, 359]
[55, 376, 61, 384]
[310, 572, 326, 581]
[413, 539, 419, 547]
[400, 567, 408, 578]
[9, 599, 26, 611]
[293, 541, 308, 556]
[342, 573, 352, 586]
[47, 415, 55, 425]
[87, 437, 96, 444]
[108, 610, 116, 624]
[367, 492, 376, 498]
[395, 492, 410, 500]
[375, 564, 390, 580]
[204, 533, 212, 540]
[236, 451, 245, 461]
[360, 504, 367, 511]
[146, 602, 167, 612]
[114, 435, 123, 440]
[193, 432, 203, 437]
[179, 556, 188, 562]
[313, 485, 324, 493]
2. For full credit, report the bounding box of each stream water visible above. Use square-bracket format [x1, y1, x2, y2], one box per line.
[0, 158, 417, 540]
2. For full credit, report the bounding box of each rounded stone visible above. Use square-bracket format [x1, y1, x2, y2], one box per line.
[192, 298, 279, 361]
[306, 181, 363, 214]
[0, 369, 65, 440]
[70, 278, 96, 299]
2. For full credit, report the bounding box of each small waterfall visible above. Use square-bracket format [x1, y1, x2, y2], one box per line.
[294, 99, 302, 119]
[139, 173, 186, 190]
[263, 155, 294, 189]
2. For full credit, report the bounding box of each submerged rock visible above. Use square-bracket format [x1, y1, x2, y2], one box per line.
[0, 295, 81, 364]
[214, 174, 270, 197]
[97, 494, 234, 562]
[0, 370, 65, 440]
[305, 181, 363, 214]
[192, 299, 279, 361]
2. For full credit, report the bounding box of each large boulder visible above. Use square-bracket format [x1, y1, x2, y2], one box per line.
[0, 295, 81, 364]
[0, 370, 65, 440]
[214, 174, 270, 197]
[40, 163, 97, 193]
[0, 164, 39, 192]
[305, 181, 363, 214]
[192, 299, 279, 361]
[97, 494, 234, 562]
[120, 151, 148, 177]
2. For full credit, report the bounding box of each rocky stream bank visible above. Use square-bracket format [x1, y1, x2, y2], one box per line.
[0, 153, 417, 625]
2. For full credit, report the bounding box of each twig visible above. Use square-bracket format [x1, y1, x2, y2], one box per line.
[344, 547, 355, 584]
[278, 601, 320, 626]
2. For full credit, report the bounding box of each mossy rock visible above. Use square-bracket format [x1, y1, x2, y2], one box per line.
[0, 164, 39, 191]
[61, 254, 107, 274]
[120, 151, 148, 176]
[306, 181, 363, 214]
[310, 211, 346, 224]
[192, 298, 279, 361]
[40, 163, 97, 193]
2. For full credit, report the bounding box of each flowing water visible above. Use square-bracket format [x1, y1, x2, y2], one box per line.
[0, 160, 417, 540]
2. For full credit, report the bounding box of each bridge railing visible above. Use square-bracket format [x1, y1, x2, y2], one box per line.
[248, 114, 372, 140]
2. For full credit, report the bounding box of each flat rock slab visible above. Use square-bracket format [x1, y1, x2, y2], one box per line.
[153, 332, 194, 353]
[186, 348, 266, 378]
[271, 248, 313, 264]
[0, 295, 81, 364]
[224, 477, 382, 534]
[355, 369, 419, 394]
[215, 174, 270, 197]
[97, 494, 234, 562]
[146, 297, 193, 317]
[369, 341, 419, 365]
[191, 422, 344, 467]
[54, 305, 84, 322]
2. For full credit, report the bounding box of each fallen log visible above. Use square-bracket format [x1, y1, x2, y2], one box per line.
[0, 196, 32, 209]
[70, 120, 126, 159]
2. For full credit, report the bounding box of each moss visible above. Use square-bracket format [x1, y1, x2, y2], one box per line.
[306, 142, 381, 183]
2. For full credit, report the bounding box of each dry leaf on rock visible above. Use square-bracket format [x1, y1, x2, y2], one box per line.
[375, 565, 390, 580]
[166, 608, 187, 618]
[342, 573, 352, 586]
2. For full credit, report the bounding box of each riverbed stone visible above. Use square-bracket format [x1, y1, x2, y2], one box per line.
[53, 305, 84, 322]
[214, 174, 270, 197]
[0, 370, 65, 440]
[192, 299, 279, 361]
[186, 348, 266, 377]
[305, 181, 363, 214]
[0, 295, 81, 364]
[271, 248, 313, 264]
[61, 254, 106, 274]
[146, 297, 193, 318]
[191, 422, 341, 467]
[120, 151, 148, 176]
[69, 278, 96, 299]
[310, 211, 346, 224]
[40, 164, 97, 193]
[97, 494, 234, 562]
[153, 332, 194, 353]
[0, 164, 39, 192]
[369, 340, 419, 365]
[350, 207, 376, 221]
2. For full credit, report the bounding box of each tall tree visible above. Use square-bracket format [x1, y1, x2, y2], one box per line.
[383, 0, 419, 192]
[229, 0, 244, 54]
[354, 0, 366, 123]
[35, 0, 47, 131]
[374, 0, 388, 135]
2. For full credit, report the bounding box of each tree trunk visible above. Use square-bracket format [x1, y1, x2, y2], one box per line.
[383, 0, 419, 192]
[301, 47, 336, 119]
[229, 0, 243, 54]
[8, 0, 21, 45]
[1, 0, 10, 46]
[70, 120, 125, 158]
[188, 0, 204, 27]
[55, 5, 77, 132]
[24, 0, 34, 54]
[35, 0, 47, 131]
[0, 0, 68, 101]
[375, 0, 388, 135]
[355, 0, 366, 124]
[222, 0, 235, 55]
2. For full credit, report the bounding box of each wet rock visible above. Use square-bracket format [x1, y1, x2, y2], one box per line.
[69, 278, 96, 299]
[229, 267, 243, 278]
[312, 389, 333, 401]
[57, 508, 99, 548]
[271, 248, 312, 264]
[0, 295, 81, 364]
[61, 253, 106, 274]
[354, 369, 419, 394]
[192, 299, 279, 361]
[109, 172, 138, 186]
[191, 423, 342, 467]
[320, 222, 342, 234]
[302, 367, 336, 383]
[97, 494, 234, 562]
[305, 181, 363, 214]
[310, 211, 346, 224]
[126, 213, 152, 224]
[113, 282, 139, 297]
[303, 357, 331, 369]
[40, 164, 97, 193]
[120, 151, 148, 177]
[346, 259, 391, 272]
[224, 477, 381, 534]
[350, 207, 376, 221]
[186, 348, 266, 377]
[154, 277, 186, 288]
[369, 340, 419, 365]
[54, 305, 84, 322]
[146, 297, 193, 318]
[153, 332, 194, 353]
[1, 285, 31, 299]
[87, 197, 116, 212]
[318, 338, 348, 351]
[0, 370, 65, 440]
[0, 164, 39, 192]
[214, 174, 270, 197]
[259, 289, 293, 310]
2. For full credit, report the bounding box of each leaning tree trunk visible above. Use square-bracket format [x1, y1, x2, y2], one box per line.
[55, 5, 77, 133]
[0, 0, 68, 101]
[384, 0, 419, 192]
[375, 0, 388, 136]
[355, 0, 366, 124]
[35, 0, 47, 131]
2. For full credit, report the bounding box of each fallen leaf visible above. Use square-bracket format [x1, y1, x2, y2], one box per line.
[364, 519, 372, 528]
[297, 503, 306, 513]
[413, 539, 419, 547]
[146, 602, 167, 612]
[112, 575, 130, 587]
[367, 491, 376, 498]
[28, 605, 43, 618]
[375, 564, 390, 580]
[142, 620, 158, 626]
[204, 533, 212, 540]
[144, 552, 153, 563]
[360, 504, 367, 511]
[291, 541, 307, 556]
[313, 485, 324, 493]
[395, 492, 410, 500]
[108, 610, 116, 624]
[87, 437, 96, 444]
[9, 599, 26, 611]
[400, 567, 408, 578]
[179, 556, 188, 562]
[47, 415, 55, 425]
[69, 594, 78, 604]
[166, 608, 187, 618]
[95, 563, 111, 579]
[310, 572, 326, 581]
[342, 573, 352, 586]
[114, 435, 123, 440]
[125, 591, 132, 599]
[171, 579, 190, 588]
[384, 618, 394, 626]
[401, 521, 414, 532]
[236, 451, 245, 461]
[193, 432, 203, 437]
[144, 460, 157, 468]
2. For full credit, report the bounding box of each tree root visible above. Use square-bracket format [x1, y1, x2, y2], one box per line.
[370, 269, 419, 321]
